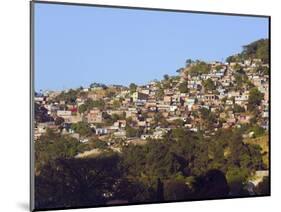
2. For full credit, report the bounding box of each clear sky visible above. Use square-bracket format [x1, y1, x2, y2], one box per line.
[34, 3, 269, 91]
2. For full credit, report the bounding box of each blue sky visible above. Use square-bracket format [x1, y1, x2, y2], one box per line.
[34, 3, 269, 91]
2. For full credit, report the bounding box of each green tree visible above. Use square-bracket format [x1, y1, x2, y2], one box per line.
[185, 59, 193, 67]
[112, 99, 121, 109]
[164, 180, 192, 201]
[199, 108, 217, 129]
[226, 39, 269, 63]
[78, 104, 87, 114]
[92, 99, 105, 110]
[226, 166, 249, 195]
[154, 113, 168, 127]
[234, 74, 243, 87]
[35, 129, 86, 170]
[248, 87, 264, 111]
[215, 65, 223, 71]
[90, 82, 107, 89]
[155, 88, 164, 101]
[71, 121, 92, 137]
[226, 55, 241, 63]
[248, 125, 265, 137]
[55, 89, 79, 103]
[163, 74, 169, 81]
[203, 78, 215, 91]
[129, 83, 137, 93]
[233, 104, 245, 113]
[125, 125, 139, 138]
[189, 61, 210, 77]
[171, 119, 185, 127]
[89, 138, 108, 149]
[35, 154, 122, 208]
[242, 39, 269, 63]
[233, 64, 242, 72]
[178, 82, 188, 93]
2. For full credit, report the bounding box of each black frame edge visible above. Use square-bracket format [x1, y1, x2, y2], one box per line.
[33, 0, 270, 18]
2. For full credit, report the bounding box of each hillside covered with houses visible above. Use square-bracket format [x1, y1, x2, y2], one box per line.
[35, 39, 269, 144]
[34, 39, 269, 209]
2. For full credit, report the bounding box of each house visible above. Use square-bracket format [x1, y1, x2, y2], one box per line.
[44, 104, 59, 114]
[137, 121, 147, 127]
[135, 100, 145, 107]
[114, 130, 126, 138]
[226, 117, 236, 126]
[203, 94, 219, 105]
[57, 110, 72, 123]
[95, 128, 108, 135]
[131, 92, 149, 102]
[34, 96, 45, 103]
[121, 97, 131, 105]
[139, 88, 150, 95]
[262, 109, 269, 118]
[56, 110, 81, 123]
[107, 110, 124, 116]
[235, 92, 249, 105]
[185, 98, 196, 110]
[164, 89, 174, 96]
[141, 134, 152, 140]
[226, 99, 234, 106]
[36, 123, 49, 134]
[113, 120, 126, 128]
[145, 102, 158, 112]
[152, 128, 169, 139]
[237, 114, 251, 124]
[157, 104, 170, 112]
[59, 100, 66, 105]
[87, 109, 103, 123]
[163, 96, 172, 104]
[69, 114, 83, 123]
[34, 122, 57, 139]
[244, 59, 252, 66]
[170, 105, 178, 112]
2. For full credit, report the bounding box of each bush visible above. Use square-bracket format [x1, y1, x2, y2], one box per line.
[189, 61, 210, 76]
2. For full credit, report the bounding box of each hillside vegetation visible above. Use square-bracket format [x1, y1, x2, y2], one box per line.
[226, 39, 269, 63]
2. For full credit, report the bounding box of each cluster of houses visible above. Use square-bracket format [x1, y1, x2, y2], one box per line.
[34, 58, 269, 146]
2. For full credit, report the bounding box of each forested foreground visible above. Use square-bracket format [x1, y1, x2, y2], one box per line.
[34, 128, 269, 209]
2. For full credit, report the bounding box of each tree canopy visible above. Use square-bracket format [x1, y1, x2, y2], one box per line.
[35, 126, 267, 208]
[248, 87, 264, 111]
[226, 39, 269, 63]
[188, 61, 210, 77]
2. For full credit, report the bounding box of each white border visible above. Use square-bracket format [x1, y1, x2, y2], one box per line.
[0, 0, 280, 211]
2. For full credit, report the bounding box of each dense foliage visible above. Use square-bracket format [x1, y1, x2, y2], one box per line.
[188, 61, 210, 76]
[248, 87, 264, 112]
[35, 127, 268, 209]
[226, 39, 269, 63]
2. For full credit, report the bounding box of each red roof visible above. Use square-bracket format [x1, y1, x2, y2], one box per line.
[70, 107, 77, 113]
